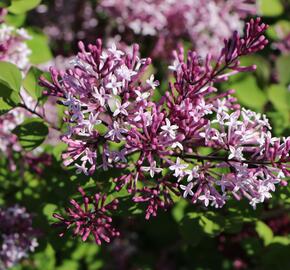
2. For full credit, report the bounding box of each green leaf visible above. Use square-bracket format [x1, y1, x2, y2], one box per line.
[199, 212, 224, 236]
[26, 31, 53, 64]
[255, 221, 273, 246]
[229, 75, 267, 111]
[0, 61, 22, 93]
[8, 0, 41, 14]
[23, 66, 47, 101]
[43, 203, 57, 222]
[259, 0, 284, 17]
[240, 55, 271, 85]
[5, 12, 26, 27]
[276, 55, 290, 86]
[12, 118, 49, 151]
[0, 98, 14, 115]
[172, 199, 187, 222]
[267, 85, 289, 123]
[0, 62, 22, 113]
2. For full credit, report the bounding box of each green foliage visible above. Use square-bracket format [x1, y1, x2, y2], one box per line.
[255, 221, 274, 246]
[276, 54, 290, 86]
[23, 67, 48, 103]
[267, 84, 290, 124]
[8, 0, 41, 14]
[5, 12, 26, 27]
[12, 118, 49, 151]
[0, 61, 22, 93]
[259, 0, 284, 17]
[228, 75, 267, 111]
[0, 61, 22, 114]
[26, 31, 53, 64]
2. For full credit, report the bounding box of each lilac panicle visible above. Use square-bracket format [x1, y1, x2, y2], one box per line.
[53, 187, 119, 245]
[41, 18, 289, 242]
[0, 206, 38, 269]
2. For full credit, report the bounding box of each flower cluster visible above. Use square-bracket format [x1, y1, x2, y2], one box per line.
[53, 187, 119, 245]
[100, 0, 257, 58]
[0, 15, 31, 69]
[40, 39, 156, 176]
[0, 205, 38, 269]
[41, 18, 289, 243]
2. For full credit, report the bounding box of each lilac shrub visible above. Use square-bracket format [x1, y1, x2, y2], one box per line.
[0, 206, 38, 269]
[40, 18, 289, 244]
[100, 0, 257, 58]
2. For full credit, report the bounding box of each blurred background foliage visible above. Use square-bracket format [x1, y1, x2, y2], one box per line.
[0, 0, 289, 269]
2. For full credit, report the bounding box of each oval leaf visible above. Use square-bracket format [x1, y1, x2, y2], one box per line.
[23, 66, 48, 101]
[0, 61, 22, 93]
[12, 118, 49, 151]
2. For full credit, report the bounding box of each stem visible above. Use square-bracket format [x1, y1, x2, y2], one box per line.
[18, 103, 61, 131]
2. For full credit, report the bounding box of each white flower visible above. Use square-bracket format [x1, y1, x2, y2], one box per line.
[134, 110, 153, 126]
[108, 43, 124, 59]
[171, 141, 183, 151]
[135, 90, 150, 102]
[249, 197, 260, 209]
[228, 146, 244, 160]
[277, 170, 285, 179]
[146, 74, 159, 89]
[93, 87, 109, 106]
[116, 65, 137, 81]
[106, 75, 123, 95]
[160, 118, 179, 139]
[141, 161, 163, 178]
[169, 157, 188, 177]
[168, 59, 181, 72]
[81, 148, 97, 165]
[75, 161, 89, 175]
[83, 112, 101, 134]
[197, 98, 213, 115]
[185, 166, 199, 182]
[257, 184, 272, 202]
[215, 98, 228, 113]
[212, 111, 230, 125]
[113, 100, 130, 117]
[105, 121, 128, 141]
[180, 182, 194, 198]
[198, 190, 215, 207]
[224, 111, 242, 128]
